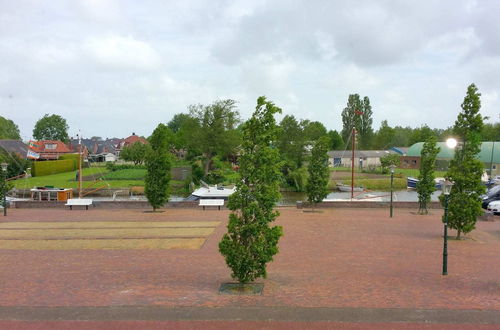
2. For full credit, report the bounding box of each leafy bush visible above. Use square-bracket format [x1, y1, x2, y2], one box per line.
[32, 159, 75, 177]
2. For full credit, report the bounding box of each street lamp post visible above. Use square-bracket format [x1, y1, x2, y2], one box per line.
[1, 162, 7, 216]
[442, 180, 453, 276]
[389, 165, 396, 218]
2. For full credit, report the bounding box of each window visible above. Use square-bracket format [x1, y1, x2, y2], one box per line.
[45, 144, 57, 150]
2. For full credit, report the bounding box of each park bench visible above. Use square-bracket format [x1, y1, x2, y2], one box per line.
[199, 199, 224, 210]
[65, 198, 93, 210]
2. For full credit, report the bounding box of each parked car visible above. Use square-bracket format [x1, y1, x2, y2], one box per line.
[487, 200, 500, 215]
[481, 185, 500, 209]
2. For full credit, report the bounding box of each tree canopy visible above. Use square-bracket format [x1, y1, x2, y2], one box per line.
[120, 141, 149, 165]
[417, 136, 440, 214]
[0, 116, 21, 140]
[32, 114, 69, 142]
[144, 124, 173, 211]
[219, 96, 283, 284]
[188, 99, 241, 174]
[306, 136, 330, 207]
[341, 94, 373, 149]
[445, 83, 485, 239]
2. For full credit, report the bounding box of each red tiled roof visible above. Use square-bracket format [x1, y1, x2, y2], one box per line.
[30, 140, 72, 153]
[122, 134, 148, 147]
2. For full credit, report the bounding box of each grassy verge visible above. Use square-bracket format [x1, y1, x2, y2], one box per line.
[103, 169, 146, 180]
[11, 167, 145, 189]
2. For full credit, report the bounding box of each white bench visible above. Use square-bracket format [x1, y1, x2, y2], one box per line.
[199, 199, 224, 210]
[65, 198, 93, 210]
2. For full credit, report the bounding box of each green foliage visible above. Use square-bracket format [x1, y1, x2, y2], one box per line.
[0, 165, 13, 205]
[120, 141, 149, 165]
[145, 124, 173, 211]
[187, 99, 241, 174]
[32, 159, 75, 177]
[341, 94, 374, 149]
[278, 115, 306, 168]
[306, 137, 330, 206]
[219, 96, 283, 284]
[0, 116, 21, 140]
[327, 130, 344, 150]
[408, 125, 438, 146]
[302, 120, 328, 142]
[417, 136, 440, 214]
[380, 154, 400, 173]
[481, 122, 500, 141]
[445, 83, 485, 239]
[59, 154, 81, 169]
[105, 163, 144, 172]
[373, 120, 396, 149]
[32, 114, 69, 142]
[288, 166, 308, 192]
[0, 150, 30, 178]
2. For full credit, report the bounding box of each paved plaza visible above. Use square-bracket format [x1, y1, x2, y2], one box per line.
[0, 207, 498, 328]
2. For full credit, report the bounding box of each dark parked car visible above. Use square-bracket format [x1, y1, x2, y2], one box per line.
[481, 185, 500, 209]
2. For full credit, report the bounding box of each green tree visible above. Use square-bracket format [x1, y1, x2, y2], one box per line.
[374, 120, 396, 149]
[392, 126, 412, 147]
[188, 100, 241, 175]
[327, 130, 344, 150]
[0, 164, 13, 210]
[278, 115, 306, 168]
[145, 124, 173, 211]
[0, 116, 21, 140]
[32, 114, 69, 142]
[341, 94, 373, 149]
[408, 125, 437, 146]
[219, 96, 283, 284]
[445, 83, 485, 239]
[303, 120, 328, 142]
[120, 141, 149, 165]
[380, 154, 400, 173]
[481, 122, 500, 141]
[306, 136, 330, 209]
[417, 136, 440, 214]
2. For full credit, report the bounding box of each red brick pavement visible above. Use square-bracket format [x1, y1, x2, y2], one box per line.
[1, 320, 499, 330]
[0, 207, 498, 311]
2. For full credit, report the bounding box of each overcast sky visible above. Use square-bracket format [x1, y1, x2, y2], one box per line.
[1, 0, 499, 141]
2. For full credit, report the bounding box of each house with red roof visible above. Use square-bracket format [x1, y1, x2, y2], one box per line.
[120, 133, 148, 149]
[28, 140, 73, 160]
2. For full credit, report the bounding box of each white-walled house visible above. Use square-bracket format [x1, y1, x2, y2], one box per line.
[327, 150, 399, 169]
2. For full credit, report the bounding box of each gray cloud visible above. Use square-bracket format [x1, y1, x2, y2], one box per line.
[0, 0, 499, 141]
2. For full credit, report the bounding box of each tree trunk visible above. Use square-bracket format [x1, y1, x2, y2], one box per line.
[204, 156, 213, 175]
[456, 230, 461, 239]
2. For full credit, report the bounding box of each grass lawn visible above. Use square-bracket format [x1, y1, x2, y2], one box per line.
[103, 169, 146, 180]
[11, 167, 144, 189]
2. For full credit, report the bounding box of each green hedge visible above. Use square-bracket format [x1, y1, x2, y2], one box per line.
[59, 154, 81, 169]
[32, 159, 76, 177]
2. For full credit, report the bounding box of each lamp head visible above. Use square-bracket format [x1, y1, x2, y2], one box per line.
[389, 164, 397, 174]
[1, 162, 7, 171]
[442, 180, 453, 195]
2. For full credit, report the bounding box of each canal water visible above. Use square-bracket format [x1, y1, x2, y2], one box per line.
[91, 190, 443, 206]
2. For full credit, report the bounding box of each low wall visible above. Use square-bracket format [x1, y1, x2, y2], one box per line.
[13, 200, 210, 209]
[296, 201, 443, 209]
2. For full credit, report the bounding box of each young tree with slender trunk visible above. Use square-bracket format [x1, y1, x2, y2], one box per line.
[306, 136, 330, 210]
[445, 83, 485, 239]
[145, 124, 172, 212]
[417, 136, 440, 214]
[219, 96, 283, 284]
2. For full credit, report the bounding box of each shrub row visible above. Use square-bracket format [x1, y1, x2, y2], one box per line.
[32, 159, 76, 177]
